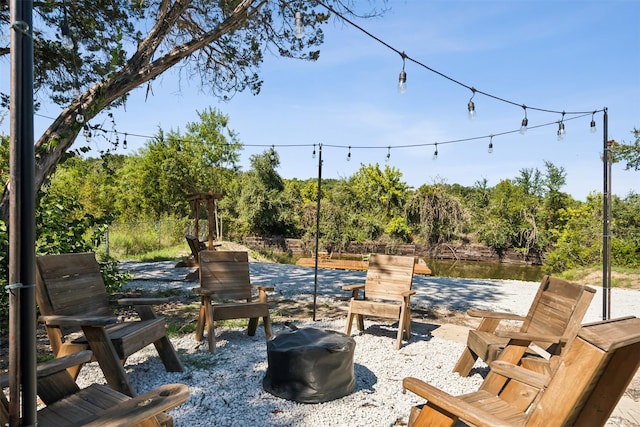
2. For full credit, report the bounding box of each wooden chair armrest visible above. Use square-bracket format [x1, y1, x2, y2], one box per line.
[115, 297, 169, 306]
[192, 287, 215, 296]
[401, 290, 416, 297]
[38, 315, 116, 327]
[489, 360, 550, 389]
[82, 383, 190, 427]
[0, 352, 92, 388]
[38, 350, 94, 376]
[251, 284, 274, 292]
[402, 377, 514, 427]
[342, 284, 365, 291]
[467, 309, 526, 322]
[494, 331, 565, 345]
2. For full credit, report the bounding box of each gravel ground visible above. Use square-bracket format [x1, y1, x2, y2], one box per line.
[71, 261, 640, 426]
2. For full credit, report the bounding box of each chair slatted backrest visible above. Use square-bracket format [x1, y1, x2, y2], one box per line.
[36, 253, 111, 318]
[364, 254, 415, 301]
[199, 250, 252, 301]
[527, 316, 640, 426]
[522, 275, 595, 337]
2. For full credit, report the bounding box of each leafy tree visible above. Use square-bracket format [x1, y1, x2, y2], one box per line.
[345, 163, 409, 241]
[407, 183, 468, 244]
[231, 150, 296, 237]
[611, 192, 640, 267]
[115, 108, 241, 219]
[474, 178, 544, 255]
[0, 0, 381, 222]
[543, 195, 601, 273]
[45, 154, 124, 221]
[612, 128, 640, 171]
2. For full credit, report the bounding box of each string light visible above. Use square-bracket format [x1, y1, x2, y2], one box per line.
[433, 144, 438, 160]
[488, 135, 494, 154]
[520, 106, 528, 135]
[83, 124, 92, 143]
[269, 145, 276, 161]
[467, 88, 476, 120]
[347, 146, 351, 161]
[294, 11, 304, 40]
[557, 112, 566, 141]
[312, 144, 316, 159]
[398, 52, 407, 94]
[60, 0, 73, 50]
[123, 133, 128, 149]
[590, 112, 597, 134]
[386, 146, 391, 162]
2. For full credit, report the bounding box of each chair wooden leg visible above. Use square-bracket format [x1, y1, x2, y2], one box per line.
[404, 306, 412, 339]
[194, 301, 206, 342]
[153, 336, 184, 372]
[247, 317, 258, 336]
[263, 314, 272, 340]
[56, 343, 91, 380]
[205, 304, 216, 354]
[452, 347, 478, 377]
[357, 314, 365, 331]
[345, 310, 355, 336]
[396, 305, 408, 350]
[82, 325, 136, 397]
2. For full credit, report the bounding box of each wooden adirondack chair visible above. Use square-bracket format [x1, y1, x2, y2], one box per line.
[185, 234, 207, 264]
[343, 254, 416, 350]
[0, 350, 189, 427]
[404, 316, 640, 427]
[193, 250, 273, 353]
[453, 275, 595, 376]
[35, 252, 184, 397]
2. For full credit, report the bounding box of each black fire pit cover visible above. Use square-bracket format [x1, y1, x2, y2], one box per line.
[263, 327, 356, 403]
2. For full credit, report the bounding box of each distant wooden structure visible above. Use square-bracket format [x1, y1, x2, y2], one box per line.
[187, 192, 223, 250]
[296, 256, 432, 275]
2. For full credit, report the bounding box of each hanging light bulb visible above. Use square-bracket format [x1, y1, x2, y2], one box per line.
[75, 107, 84, 124]
[488, 136, 494, 154]
[123, 133, 128, 149]
[347, 146, 351, 161]
[312, 144, 316, 159]
[269, 145, 276, 161]
[398, 52, 407, 94]
[467, 88, 476, 120]
[294, 11, 304, 39]
[520, 106, 528, 135]
[61, 0, 74, 50]
[83, 124, 92, 143]
[433, 144, 438, 160]
[557, 112, 566, 141]
[398, 70, 407, 94]
[386, 147, 391, 163]
[590, 112, 597, 134]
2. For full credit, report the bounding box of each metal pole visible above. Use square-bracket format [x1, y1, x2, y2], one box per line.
[9, 0, 37, 425]
[313, 144, 322, 321]
[602, 108, 611, 320]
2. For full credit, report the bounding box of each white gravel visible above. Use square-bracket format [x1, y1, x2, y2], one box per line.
[72, 261, 639, 426]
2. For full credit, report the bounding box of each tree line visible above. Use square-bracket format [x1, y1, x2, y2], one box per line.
[2, 108, 638, 275]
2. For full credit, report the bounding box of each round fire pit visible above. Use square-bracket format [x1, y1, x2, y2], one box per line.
[262, 327, 356, 403]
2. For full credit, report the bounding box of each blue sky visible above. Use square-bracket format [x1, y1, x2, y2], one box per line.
[5, 0, 640, 200]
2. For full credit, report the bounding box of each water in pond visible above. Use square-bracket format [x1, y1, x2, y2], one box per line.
[425, 259, 543, 282]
